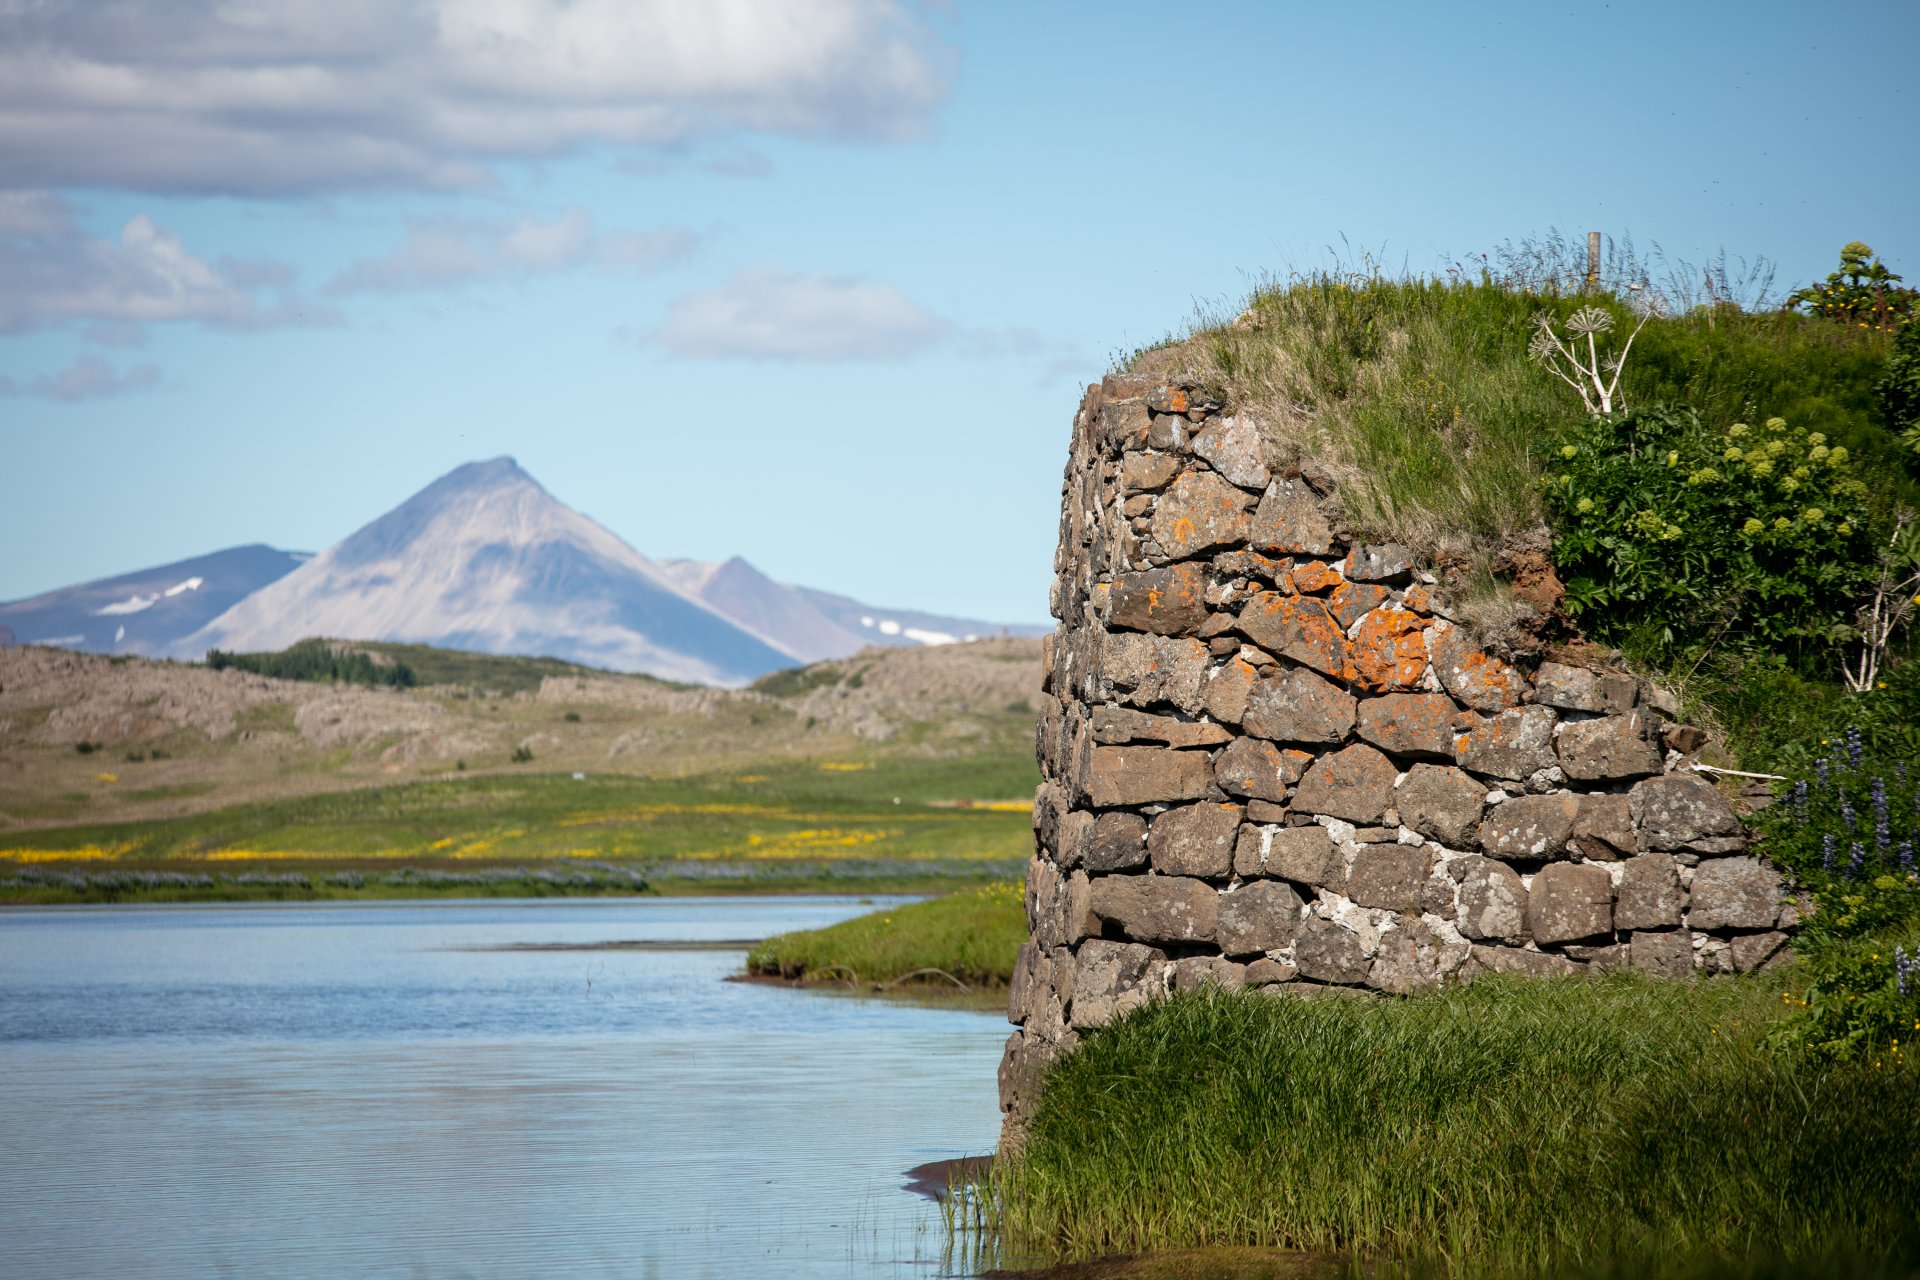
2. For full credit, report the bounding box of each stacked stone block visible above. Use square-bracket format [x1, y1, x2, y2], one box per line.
[999, 376, 1796, 1145]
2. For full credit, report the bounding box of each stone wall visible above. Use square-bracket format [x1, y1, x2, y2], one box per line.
[999, 375, 1795, 1148]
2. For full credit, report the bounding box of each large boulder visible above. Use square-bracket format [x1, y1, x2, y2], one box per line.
[1234, 824, 1339, 887]
[1526, 861, 1614, 945]
[1613, 853, 1684, 931]
[1216, 880, 1305, 956]
[1243, 666, 1356, 746]
[1070, 940, 1167, 1029]
[1455, 856, 1528, 942]
[1292, 743, 1398, 824]
[1345, 845, 1433, 912]
[1479, 792, 1581, 861]
[1628, 775, 1744, 852]
[1148, 802, 1243, 878]
[1686, 857, 1783, 931]
[1089, 874, 1219, 945]
[1396, 764, 1486, 848]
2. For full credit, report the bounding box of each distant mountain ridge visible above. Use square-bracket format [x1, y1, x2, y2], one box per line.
[1, 457, 1045, 684]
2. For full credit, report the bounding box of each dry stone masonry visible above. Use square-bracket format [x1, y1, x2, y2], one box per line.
[999, 376, 1797, 1145]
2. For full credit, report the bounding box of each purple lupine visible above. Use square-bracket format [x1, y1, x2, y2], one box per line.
[1816, 756, 1831, 787]
[1897, 947, 1917, 998]
[1903, 840, 1916, 874]
[1873, 776, 1892, 852]
[1841, 794, 1857, 831]
[1790, 779, 1810, 812]
[1823, 833, 1837, 872]
[1847, 840, 1866, 880]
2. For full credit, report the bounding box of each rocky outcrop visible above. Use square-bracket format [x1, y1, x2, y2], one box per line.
[999, 375, 1796, 1151]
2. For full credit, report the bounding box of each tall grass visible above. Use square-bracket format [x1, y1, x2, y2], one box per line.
[745, 881, 1026, 988]
[994, 979, 1920, 1277]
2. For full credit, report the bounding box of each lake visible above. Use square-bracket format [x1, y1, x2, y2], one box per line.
[0, 897, 1008, 1278]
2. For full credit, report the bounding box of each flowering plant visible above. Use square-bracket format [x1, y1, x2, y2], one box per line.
[1786, 242, 1916, 334]
[1543, 405, 1877, 659]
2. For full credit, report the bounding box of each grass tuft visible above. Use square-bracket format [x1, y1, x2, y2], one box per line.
[745, 881, 1026, 988]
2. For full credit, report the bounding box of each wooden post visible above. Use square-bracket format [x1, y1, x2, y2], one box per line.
[1585, 231, 1601, 294]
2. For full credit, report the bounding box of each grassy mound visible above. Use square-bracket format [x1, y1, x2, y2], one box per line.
[745, 881, 1027, 988]
[994, 978, 1920, 1278]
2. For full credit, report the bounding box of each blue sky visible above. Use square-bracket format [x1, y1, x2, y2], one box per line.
[3, 0, 1915, 622]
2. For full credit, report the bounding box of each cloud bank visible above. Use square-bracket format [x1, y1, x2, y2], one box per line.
[326, 209, 699, 295]
[0, 0, 952, 195]
[0, 355, 161, 402]
[654, 268, 950, 362]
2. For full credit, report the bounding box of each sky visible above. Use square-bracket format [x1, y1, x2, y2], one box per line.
[3, 0, 1916, 624]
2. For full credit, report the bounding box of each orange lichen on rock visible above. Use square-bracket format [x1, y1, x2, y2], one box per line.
[1427, 619, 1527, 712]
[1235, 592, 1355, 682]
[1351, 607, 1429, 693]
[1289, 559, 1345, 594]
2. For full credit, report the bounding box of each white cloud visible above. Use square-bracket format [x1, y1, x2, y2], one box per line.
[325, 208, 699, 295]
[0, 193, 330, 335]
[0, 0, 952, 195]
[653, 268, 950, 362]
[0, 355, 161, 401]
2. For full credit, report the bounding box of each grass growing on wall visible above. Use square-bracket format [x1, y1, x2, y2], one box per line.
[993, 979, 1920, 1278]
[746, 881, 1027, 988]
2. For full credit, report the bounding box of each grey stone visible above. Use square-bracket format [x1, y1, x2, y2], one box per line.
[1345, 845, 1433, 912]
[1029, 861, 1096, 950]
[1250, 476, 1335, 555]
[1356, 693, 1458, 760]
[1688, 836, 1750, 856]
[1729, 930, 1790, 973]
[1556, 711, 1663, 783]
[1368, 920, 1450, 994]
[1614, 853, 1684, 931]
[1081, 746, 1215, 808]
[1456, 856, 1529, 942]
[1686, 857, 1782, 931]
[1150, 470, 1254, 560]
[1570, 793, 1635, 859]
[1213, 737, 1299, 802]
[1397, 763, 1486, 848]
[1217, 879, 1305, 956]
[1628, 775, 1744, 852]
[1100, 400, 1152, 448]
[1121, 451, 1182, 493]
[1202, 657, 1258, 725]
[1292, 743, 1398, 824]
[1243, 956, 1299, 986]
[1569, 942, 1630, 973]
[1456, 706, 1560, 781]
[1170, 955, 1248, 993]
[1146, 414, 1187, 450]
[1343, 544, 1414, 582]
[1089, 874, 1219, 945]
[1628, 930, 1694, 979]
[1480, 792, 1582, 861]
[1467, 944, 1580, 979]
[1293, 915, 1371, 985]
[1083, 813, 1150, 877]
[1091, 705, 1232, 748]
[1149, 802, 1243, 878]
[1070, 940, 1167, 1029]
[1055, 808, 1095, 869]
[1108, 563, 1210, 636]
[1236, 592, 1353, 682]
[1327, 581, 1392, 629]
[1527, 862, 1614, 945]
[1243, 666, 1357, 746]
[1427, 620, 1528, 713]
[1008, 941, 1043, 1026]
[1191, 414, 1273, 490]
[1532, 662, 1636, 714]
[1099, 633, 1209, 713]
[1234, 824, 1338, 886]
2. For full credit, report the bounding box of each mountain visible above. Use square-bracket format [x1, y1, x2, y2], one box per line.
[0, 544, 308, 657]
[657, 555, 1046, 664]
[175, 458, 794, 686]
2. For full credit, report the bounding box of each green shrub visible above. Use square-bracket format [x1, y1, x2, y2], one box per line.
[207, 639, 416, 688]
[1788, 242, 1917, 334]
[1544, 405, 1878, 661]
[1881, 321, 1920, 453]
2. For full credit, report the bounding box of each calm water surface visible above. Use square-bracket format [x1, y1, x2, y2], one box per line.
[0, 897, 1007, 1278]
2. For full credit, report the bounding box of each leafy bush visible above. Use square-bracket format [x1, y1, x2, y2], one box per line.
[1544, 404, 1878, 660]
[1882, 320, 1920, 453]
[207, 639, 415, 688]
[1788, 242, 1917, 334]
[1759, 726, 1920, 884]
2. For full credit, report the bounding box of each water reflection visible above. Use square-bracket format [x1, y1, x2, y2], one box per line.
[0, 898, 1005, 1278]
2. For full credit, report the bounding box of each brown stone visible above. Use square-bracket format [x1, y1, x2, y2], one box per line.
[1367, 920, 1451, 994]
[1293, 915, 1371, 985]
[1121, 450, 1182, 493]
[1202, 657, 1257, 725]
[1211, 550, 1293, 584]
[1244, 956, 1298, 986]
[1149, 802, 1244, 878]
[1081, 746, 1215, 808]
[1028, 861, 1096, 950]
[1191, 413, 1273, 491]
[1069, 940, 1167, 1029]
[1479, 792, 1581, 860]
[1467, 944, 1580, 979]
[1350, 608, 1430, 693]
[1214, 738, 1297, 802]
[1170, 955, 1249, 993]
[1109, 563, 1210, 637]
[1628, 930, 1694, 979]
[1236, 593, 1355, 682]
[1456, 705, 1559, 781]
[1427, 620, 1526, 713]
[1217, 879, 1305, 956]
[1401, 584, 1440, 615]
[1356, 693, 1457, 760]
[1246, 798, 1289, 824]
[1535, 661, 1638, 714]
[1345, 845, 1433, 912]
[1527, 862, 1614, 945]
[1250, 476, 1335, 556]
[1614, 853, 1683, 930]
[1327, 581, 1391, 629]
[1234, 823, 1338, 886]
[1085, 812, 1148, 872]
[1055, 808, 1095, 869]
[1397, 764, 1486, 848]
[1729, 930, 1789, 973]
[1292, 743, 1398, 824]
[1629, 775, 1745, 852]
[1455, 857, 1528, 942]
[1089, 874, 1219, 945]
[1150, 470, 1254, 560]
[1100, 401, 1151, 449]
[1091, 705, 1232, 748]
[1570, 793, 1635, 858]
[1290, 559, 1344, 593]
[1556, 711, 1663, 782]
[1686, 857, 1782, 931]
[1243, 666, 1357, 745]
[1343, 544, 1414, 582]
[1099, 633, 1209, 713]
